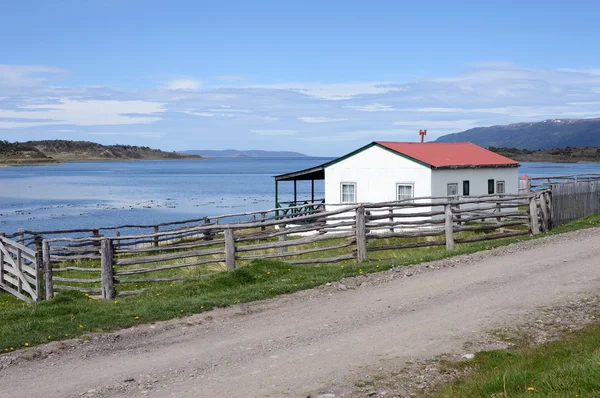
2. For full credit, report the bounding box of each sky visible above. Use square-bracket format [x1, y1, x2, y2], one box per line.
[1, 0, 600, 156]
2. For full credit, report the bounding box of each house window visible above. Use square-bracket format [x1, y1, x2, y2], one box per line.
[488, 179, 495, 194]
[447, 183, 458, 197]
[496, 180, 505, 194]
[397, 183, 414, 202]
[463, 180, 470, 196]
[341, 182, 356, 203]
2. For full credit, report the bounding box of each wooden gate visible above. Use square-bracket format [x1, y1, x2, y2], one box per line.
[0, 236, 41, 302]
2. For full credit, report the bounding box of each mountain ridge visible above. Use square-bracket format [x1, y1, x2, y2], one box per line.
[436, 118, 600, 149]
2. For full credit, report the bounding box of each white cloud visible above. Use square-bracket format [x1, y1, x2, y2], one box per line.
[345, 103, 396, 112]
[56, 129, 76, 133]
[206, 108, 251, 113]
[0, 98, 164, 128]
[260, 116, 279, 121]
[164, 78, 202, 90]
[297, 116, 348, 123]
[88, 132, 166, 138]
[0, 121, 62, 129]
[297, 129, 414, 143]
[184, 111, 215, 117]
[250, 129, 297, 136]
[255, 82, 402, 100]
[183, 109, 254, 118]
[393, 119, 481, 130]
[0, 64, 66, 87]
[558, 68, 600, 76]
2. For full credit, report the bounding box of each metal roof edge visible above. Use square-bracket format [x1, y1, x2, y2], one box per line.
[432, 163, 521, 170]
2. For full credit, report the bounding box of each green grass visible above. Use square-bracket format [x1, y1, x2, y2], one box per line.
[431, 322, 600, 397]
[1, 213, 599, 353]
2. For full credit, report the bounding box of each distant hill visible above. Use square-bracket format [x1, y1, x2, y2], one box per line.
[436, 118, 600, 149]
[0, 140, 203, 165]
[489, 146, 600, 163]
[180, 149, 309, 158]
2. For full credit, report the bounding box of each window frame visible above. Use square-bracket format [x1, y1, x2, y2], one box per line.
[496, 180, 506, 194]
[462, 180, 470, 196]
[447, 183, 459, 197]
[340, 182, 357, 204]
[488, 179, 495, 194]
[396, 182, 415, 202]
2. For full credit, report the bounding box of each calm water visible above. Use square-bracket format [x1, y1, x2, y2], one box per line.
[1, 159, 599, 234]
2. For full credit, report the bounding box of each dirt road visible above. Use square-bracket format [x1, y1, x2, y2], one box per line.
[1, 228, 599, 398]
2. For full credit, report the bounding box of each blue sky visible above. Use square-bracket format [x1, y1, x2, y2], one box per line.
[1, 0, 600, 156]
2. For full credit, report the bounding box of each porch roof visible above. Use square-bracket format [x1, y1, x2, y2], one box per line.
[274, 165, 325, 181]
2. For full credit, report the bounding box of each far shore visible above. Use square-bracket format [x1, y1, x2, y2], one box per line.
[0, 157, 208, 167]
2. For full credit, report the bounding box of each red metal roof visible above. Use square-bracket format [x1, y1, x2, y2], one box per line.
[375, 142, 519, 168]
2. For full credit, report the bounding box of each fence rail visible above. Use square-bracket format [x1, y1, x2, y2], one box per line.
[23, 192, 547, 300]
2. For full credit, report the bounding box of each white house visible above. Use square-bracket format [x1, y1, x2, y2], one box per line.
[274, 141, 519, 210]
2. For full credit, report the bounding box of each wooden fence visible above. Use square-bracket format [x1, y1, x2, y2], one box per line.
[29, 191, 549, 301]
[530, 173, 600, 190]
[551, 181, 600, 227]
[0, 235, 41, 303]
[3, 203, 327, 250]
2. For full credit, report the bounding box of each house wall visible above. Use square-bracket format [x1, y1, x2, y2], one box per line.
[324, 145, 432, 205]
[430, 167, 519, 197]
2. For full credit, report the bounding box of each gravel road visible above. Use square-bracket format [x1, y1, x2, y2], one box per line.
[1, 228, 599, 398]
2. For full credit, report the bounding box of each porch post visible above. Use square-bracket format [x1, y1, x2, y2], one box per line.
[311, 179, 315, 203]
[275, 180, 279, 217]
[294, 180, 297, 205]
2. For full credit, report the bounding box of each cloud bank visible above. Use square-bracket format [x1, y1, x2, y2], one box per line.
[1, 62, 600, 155]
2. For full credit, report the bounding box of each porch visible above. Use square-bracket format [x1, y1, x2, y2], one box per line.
[274, 164, 325, 216]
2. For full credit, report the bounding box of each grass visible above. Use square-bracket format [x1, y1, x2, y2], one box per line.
[0, 213, 599, 353]
[431, 322, 600, 397]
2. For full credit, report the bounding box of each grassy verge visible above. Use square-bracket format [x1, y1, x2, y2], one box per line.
[432, 322, 600, 397]
[1, 214, 598, 352]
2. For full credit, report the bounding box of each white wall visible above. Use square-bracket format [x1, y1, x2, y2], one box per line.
[324, 145, 432, 205]
[430, 167, 519, 197]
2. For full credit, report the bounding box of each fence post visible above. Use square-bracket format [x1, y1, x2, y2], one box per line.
[495, 202, 502, 223]
[0, 233, 5, 287]
[519, 175, 532, 194]
[278, 225, 288, 254]
[204, 218, 214, 241]
[153, 225, 160, 247]
[388, 209, 394, 233]
[547, 191, 554, 229]
[101, 238, 116, 299]
[92, 229, 101, 249]
[224, 229, 236, 270]
[260, 212, 267, 232]
[17, 228, 25, 246]
[445, 204, 455, 251]
[16, 246, 23, 294]
[529, 196, 541, 235]
[539, 192, 550, 233]
[355, 206, 368, 262]
[42, 240, 54, 300]
[33, 235, 43, 302]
